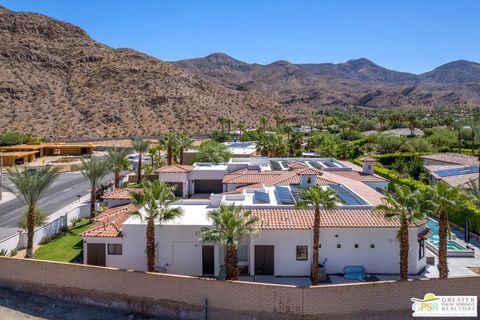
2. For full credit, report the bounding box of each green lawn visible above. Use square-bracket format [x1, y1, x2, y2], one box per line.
[34, 219, 91, 263]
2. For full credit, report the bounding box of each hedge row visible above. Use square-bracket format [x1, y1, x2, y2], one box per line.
[372, 152, 433, 166]
[353, 159, 480, 234]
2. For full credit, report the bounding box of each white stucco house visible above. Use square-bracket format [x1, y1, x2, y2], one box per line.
[82, 157, 427, 278]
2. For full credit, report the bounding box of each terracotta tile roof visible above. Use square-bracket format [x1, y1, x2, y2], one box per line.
[81, 204, 138, 237]
[251, 208, 426, 230]
[421, 153, 478, 166]
[294, 167, 323, 175]
[223, 170, 292, 184]
[329, 170, 387, 183]
[102, 188, 143, 200]
[418, 227, 432, 239]
[287, 161, 309, 169]
[157, 165, 193, 173]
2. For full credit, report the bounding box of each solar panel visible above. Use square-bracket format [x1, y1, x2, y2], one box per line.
[328, 185, 368, 205]
[275, 186, 295, 204]
[254, 191, 270, 203]
[270, 161, 283, 170]
[434, 166, 479, 178]
[310, 161, 324, 169]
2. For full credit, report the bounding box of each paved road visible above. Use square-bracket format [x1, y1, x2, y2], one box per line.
[0, 172, 112, 239]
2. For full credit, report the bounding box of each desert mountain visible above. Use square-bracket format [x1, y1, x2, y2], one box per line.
[175, 53, 480, 109]
[0, 5, 478, 140]
[0, 6, 283, 139]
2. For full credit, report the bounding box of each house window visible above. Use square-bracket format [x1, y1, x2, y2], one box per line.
[238, 245, 248, 262]
[107, 244, 122, 255]
[296, 246, 308, 261]
[307, 176, 312, 184]
[354, 244, 359, 248]
[336, 244, 341, 248]
[370, 244, 375, 248]
[418, 239, 425, 259]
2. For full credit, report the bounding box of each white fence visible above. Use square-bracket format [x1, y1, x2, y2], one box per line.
[0, 198, 91, 253]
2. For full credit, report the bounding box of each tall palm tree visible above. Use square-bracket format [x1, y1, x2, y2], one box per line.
[107, 148, 130, 188]
[176, 132, 193, 165]
[130, 181, 183, 272]
[131, 138, 150, 183]
[260, 117, 268, 132]
[284, 125, 293, 143]
[425, 182, 472, 278]
[81, 157, 111, 221]
[224, 118, 233, 134]
[200, 204, 258, 280]
[295, 186, 338, 285]
[375, 184, 425, 280]
[217, 117, 225, 134]
[7, 167, 59, 258]
[237, 122, 246, 142]
[147, 144, 163, 170]
[160, 133, 178, 166]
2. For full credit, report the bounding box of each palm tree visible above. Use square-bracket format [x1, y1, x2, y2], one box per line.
[224, 118, 233, 134]
[81, 157, 111, 221]
[147, 144, 163, 169]
[284, 125, 293, 143]
[196, 140, 231, 163]
[374, 184, 425, 280]
[295, 186, 338, 285]
[217, 117, 225, 134]
[176, 132, 193, 165]
[407, 114, 417, 136]
[288, 132, 304, 157]
[131, 138, 150, 183]
[200, 204, 258, 280]
[425, 182, 472, 278]
[160, 133, 178, 166]
[7, 167, 59, 258]
[130, 181, 183, 272]
[237, 122, 246, 142]
[256, 133, 269, 156]
[467, 180, 480, 206]
[260, 117, 268, 132]
[107, 148, 130, 188]
[378, 113, 386, 131]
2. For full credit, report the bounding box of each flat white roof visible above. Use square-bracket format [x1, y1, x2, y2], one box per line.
[125, 204, 213, 226]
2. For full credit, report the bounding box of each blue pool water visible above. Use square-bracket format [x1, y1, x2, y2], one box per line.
[426, 219, 467, 251]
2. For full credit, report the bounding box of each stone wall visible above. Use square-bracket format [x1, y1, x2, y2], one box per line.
[0, 257, 478, 319]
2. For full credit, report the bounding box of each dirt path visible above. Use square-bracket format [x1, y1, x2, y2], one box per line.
[0, 287, 166, 319]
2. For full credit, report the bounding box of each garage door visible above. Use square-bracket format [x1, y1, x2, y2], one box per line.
[194, 180, 223, 194]
[166, 182, 183, 197]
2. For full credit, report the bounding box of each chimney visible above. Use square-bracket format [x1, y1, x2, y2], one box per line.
[361, 157, 375, 175]
[300, 174, 317, 188]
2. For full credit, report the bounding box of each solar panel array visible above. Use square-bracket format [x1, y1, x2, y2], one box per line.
[434, 166, 479, 178]
[254, 191, 270, 203]
[328, 184, 368, 205]
[275, 186, 295, 204]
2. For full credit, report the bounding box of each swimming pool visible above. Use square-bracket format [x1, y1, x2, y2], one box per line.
[425, 219, 474, 257]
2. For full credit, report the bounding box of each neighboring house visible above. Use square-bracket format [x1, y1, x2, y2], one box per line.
[362, 128, 424, 137]
[422, 153, 479, 189]
[182, 141, 257, 164]
[0, 142, 95, 166]
[82, 157, 427, 277]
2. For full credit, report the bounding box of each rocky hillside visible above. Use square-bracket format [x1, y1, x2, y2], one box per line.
[175, 53, 480, 110]
[0, 6, 284, 139]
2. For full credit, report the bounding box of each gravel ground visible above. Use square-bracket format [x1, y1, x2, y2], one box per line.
[0, 287, 165, 320]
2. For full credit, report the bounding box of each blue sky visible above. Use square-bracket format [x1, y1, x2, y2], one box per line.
[1, 0, 479, 73]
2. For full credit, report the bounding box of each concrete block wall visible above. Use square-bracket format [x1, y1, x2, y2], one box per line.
[0, 257, 478, 319]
